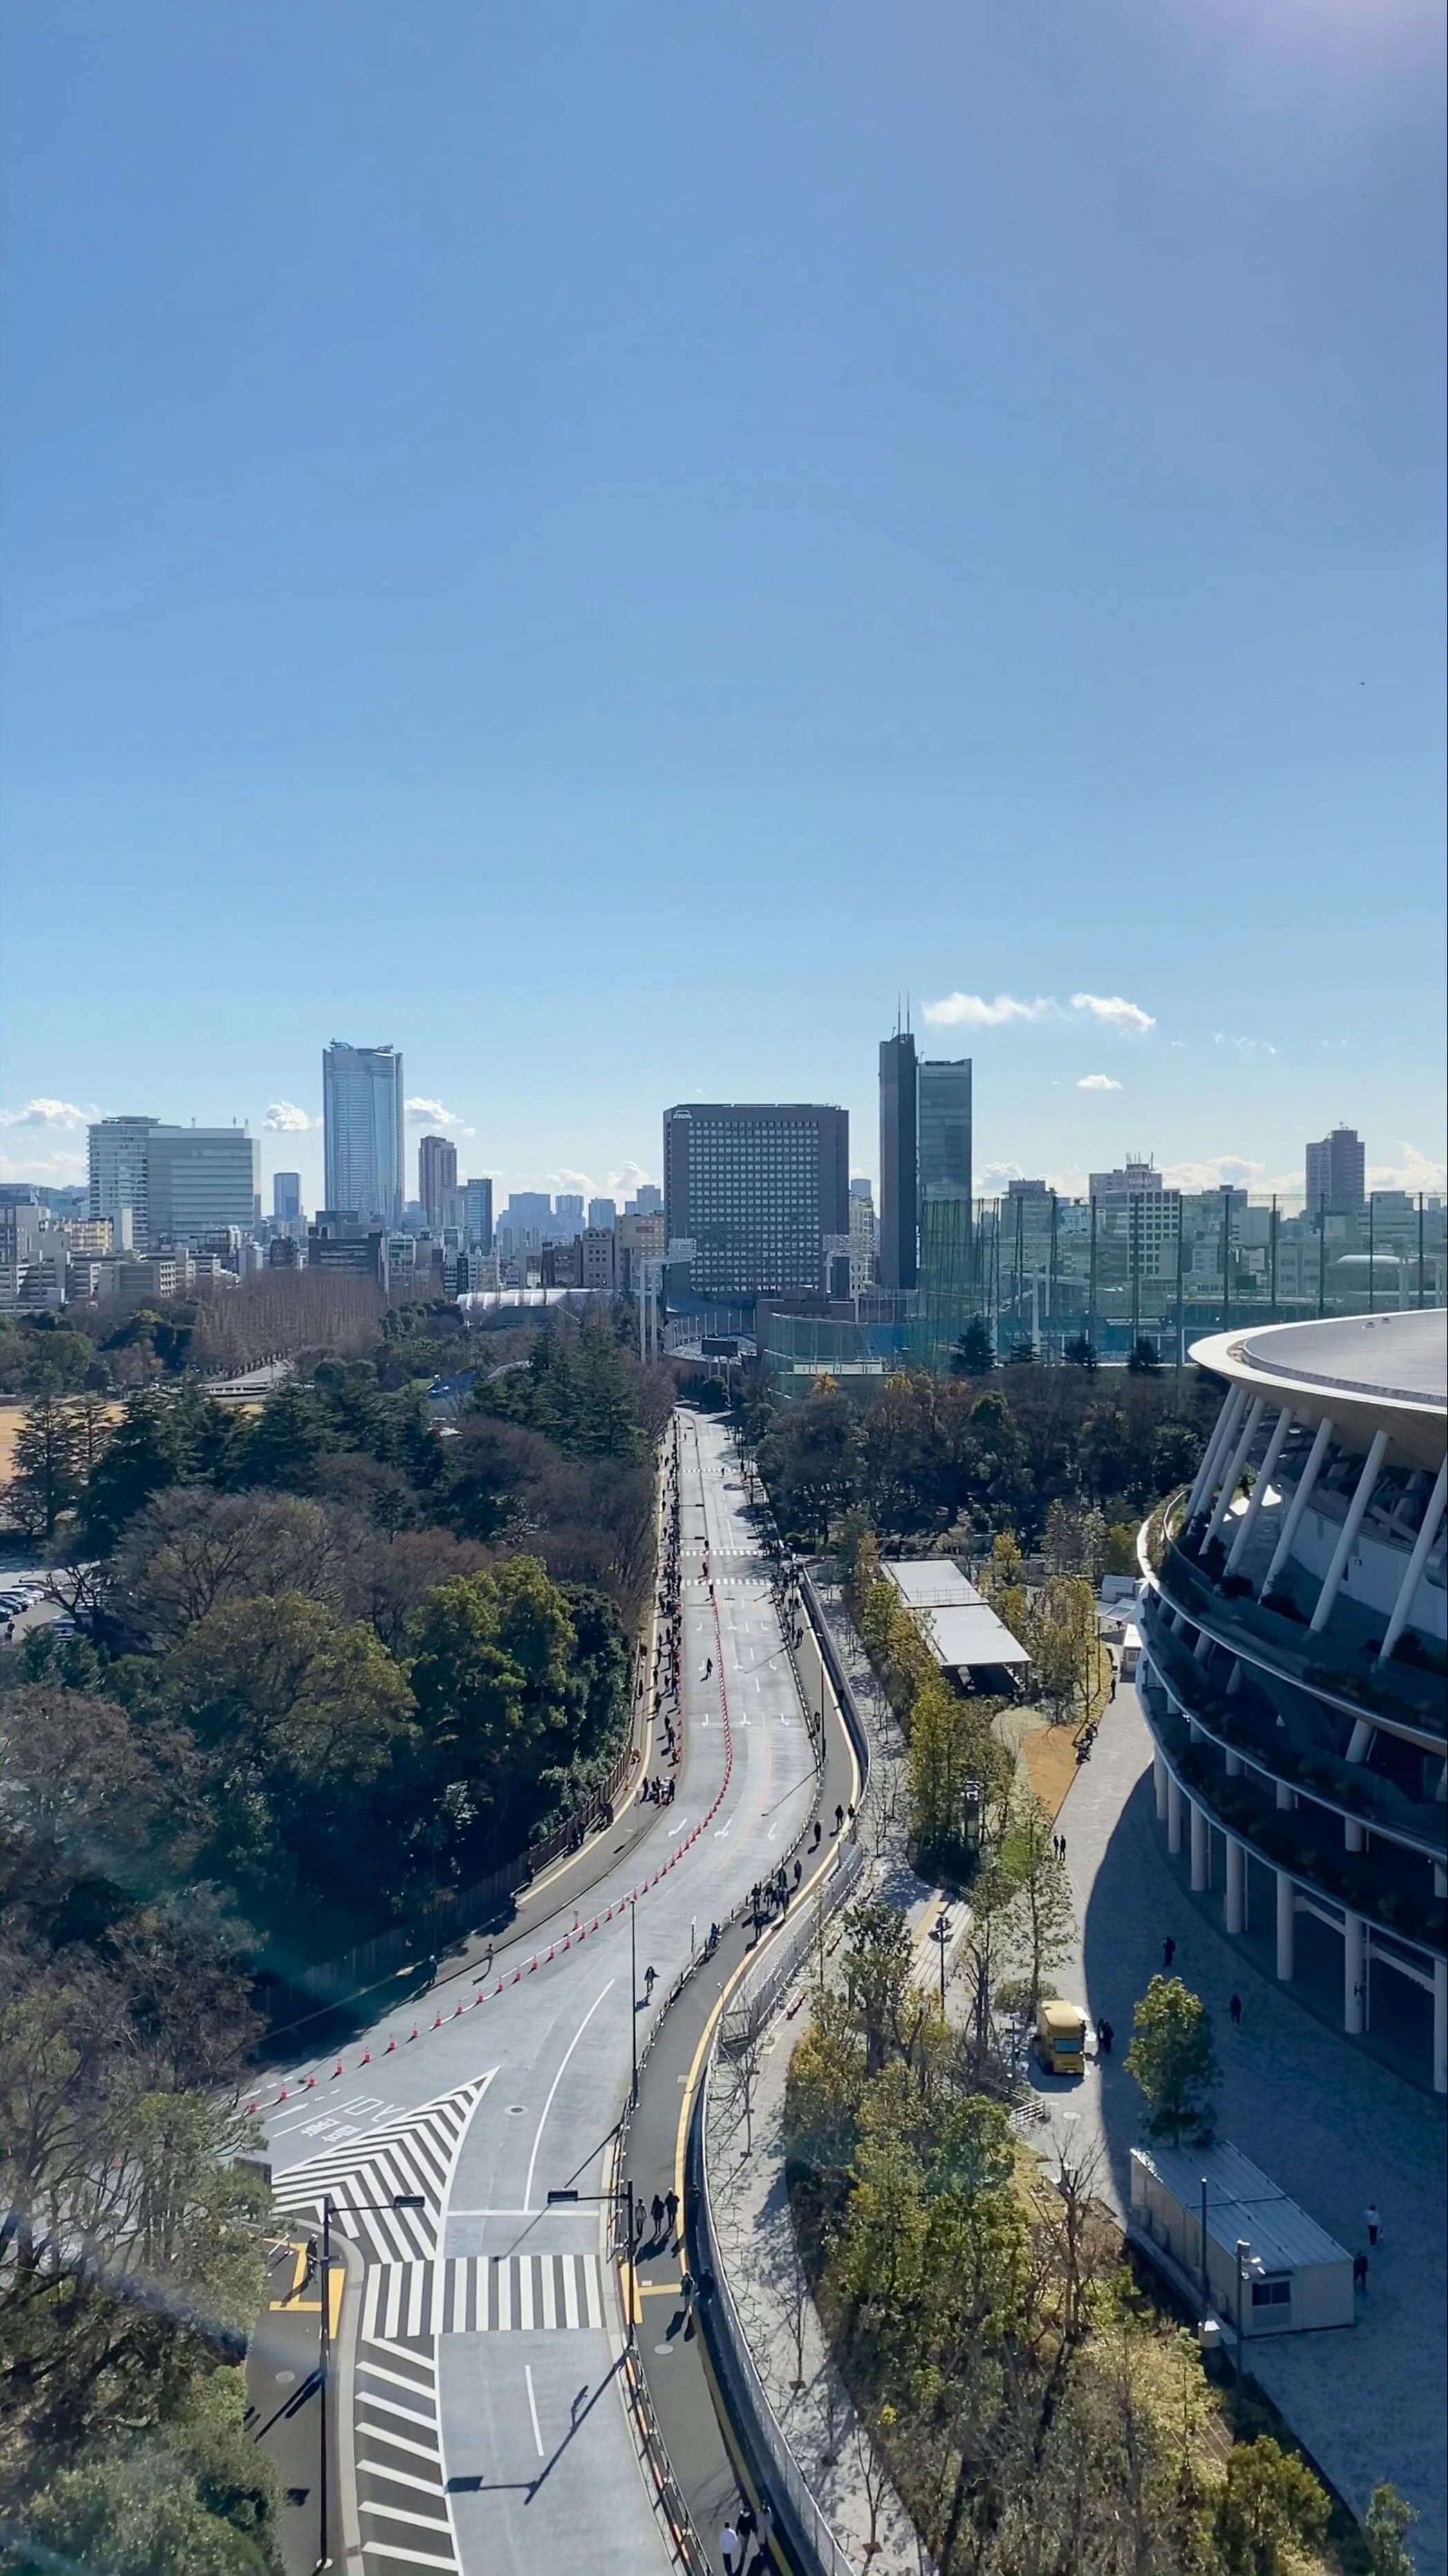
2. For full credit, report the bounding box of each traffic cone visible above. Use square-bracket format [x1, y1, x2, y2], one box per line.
[277, 2087, 288, 2103]
[360, 2049, 371, 2063]
[304, 2074, 316, 2088]
[407, 2025, 418, 2041]
[433, 2012, 443, 2028]
[454, 1999, 464, 2016]
[332, 2063, 343, 2079]
[384, 2038, 396, 2053]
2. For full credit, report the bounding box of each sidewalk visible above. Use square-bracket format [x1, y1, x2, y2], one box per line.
[1050, 1684, 1447, 2575]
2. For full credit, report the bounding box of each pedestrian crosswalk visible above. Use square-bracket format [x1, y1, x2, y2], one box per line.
[270, 2076, 492, 2262]
[360, 2252, 606, 2339]
[355, 2333, 458, 2574]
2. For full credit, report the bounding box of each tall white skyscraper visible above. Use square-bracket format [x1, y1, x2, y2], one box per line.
[322, 1042, 405, 1225]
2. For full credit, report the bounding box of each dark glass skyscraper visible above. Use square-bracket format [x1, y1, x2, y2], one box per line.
[918, 1057, 972, 1211]
[662, 1103, 848, 1299]
[878, 1031, 918, 1291]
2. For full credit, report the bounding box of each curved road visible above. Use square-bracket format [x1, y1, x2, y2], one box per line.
[262, 1410, 818, 2575]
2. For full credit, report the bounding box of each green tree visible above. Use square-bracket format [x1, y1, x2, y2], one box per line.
[1127, 1335, 1163, 1375]
[1063, 1333, 1098, 1370]
[1151, 1419, 1203, 1496]
[234, 1381, 329, 1491]
[1001, 1794, 1077, 2006]
[1362, 2482, 1418, 2576]
[6, 1395, 84, 1536]
[407, 1557, 576, 1848]
[1212, 2436, 1329, 2576]
[1026, 1574, 1097, 1722]
[950, 1316, 996, 1377]
[1101, 1520, 1138, 1576]
[1124, 1976, 1218, 2145]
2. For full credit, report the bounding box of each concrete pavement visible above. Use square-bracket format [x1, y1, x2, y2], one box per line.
[1045, 1681, 1446, 2574]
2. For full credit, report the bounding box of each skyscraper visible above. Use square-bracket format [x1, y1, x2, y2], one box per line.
[662, 1103, 848, 1300]
[273, 1172, 302, 1224]
[878, 1031, 918, 1291]
[1306, 1127, 1366, 1213]
[917, 1058, 972, 1213]
[553, 1194, 584, 1235]
[418, 1133, 458, 1231]
[148, 1128, 261, 1245]
[89, 1116, 159, 1245]
[322, 1043, 405, 1225]
[588, 1197, 618, 1230]
[461, 1177, 494, 1248]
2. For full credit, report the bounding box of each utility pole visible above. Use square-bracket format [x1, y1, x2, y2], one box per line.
[629, 1897, 639, 2107]
[318, 2198, 331, 2572]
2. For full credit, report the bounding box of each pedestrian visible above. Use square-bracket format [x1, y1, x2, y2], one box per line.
[812, 1818, 822, 1848]
[834, 1803, 844, 1834]
[1353, 2250, 1369, 2293]
[665, 2187, 680, 2235]
[1058, 1834, 1066, 1861]
[1366, 2204, 1380, 2247]
[634, 2202, 647, 2246]
[1162, 1935, 1176, 1969]
[644, 1962, 657, 1998]
[736, 2504, 757, 2545]
[1229, 1992, 1243, 2027]
[720, 2523, 740, 2576]
[1096, 2017, 1113, 2056]
[792, 1858, 802, 1887]
[651, 2193, 665, 2236]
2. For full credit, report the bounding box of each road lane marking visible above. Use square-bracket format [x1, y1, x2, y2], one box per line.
[522, 1979, 615, 2213]
[524, 2364, 545, 2456]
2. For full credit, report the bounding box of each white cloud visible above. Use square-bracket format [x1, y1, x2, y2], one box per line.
[0, 1148, 87, 1184]
[263, 1101, 317, 1133]
[1070, 992, 1156, 1036]
[1368, 1142, 1448, 1197]
[1077, 1074, 1123, 1093]
[405, 1097, 472, 1132]
[1162, 1154, 1265, 1192]
[0, 1097, 94, 1130]
[921, 992, 1054, 1028]
[978, 1161, 1026, 1190]
[1213, 1031, 1277, 1058]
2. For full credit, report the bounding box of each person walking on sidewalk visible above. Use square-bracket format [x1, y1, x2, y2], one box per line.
[1162, 1935, 1176, 1969]
[1366, 2203, 1381, 2247]
[720, 2524, 740, 2575]
[1229, 1992, 1243, 2027]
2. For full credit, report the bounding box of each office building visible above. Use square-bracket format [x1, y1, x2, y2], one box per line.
[273, 1172, 301, 1224]
[627, 1184, 663, 1216]
[497, 1191, 554, 1240]
[147, 1128, 260, 1246]
[878, 1031, 918, 1291]
[308, 1211, 389, 1289]
[1089, 1155, 1164, 1199]
[617, 1207, 665, 1295]
[554, 1194, 584, 1235]
[662, 1103, 848, 1300]
[418, 1134, 458, 1232]
[848, 1184, 877, 1297]
[588, 1197, 618, 1231]
[1306, 1126, 1366, 1214]
[918, 1057, 972, 1212]
[461, 1178, 494, 1249]
[89, 1116, 159, 1246]
[580, 1227, 618, 1293]
[1139, 1309, 1447, 2094]
[322, 1042, 405, 1226]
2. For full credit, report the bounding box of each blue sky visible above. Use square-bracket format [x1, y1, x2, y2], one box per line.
[2, 1, 1443, 1212]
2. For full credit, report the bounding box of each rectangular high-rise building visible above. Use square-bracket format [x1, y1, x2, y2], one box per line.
[878, 1032, 918, 1291]
[918, 1057, 972, 1213]
[322, 1042, 405, 1226]
[588, 1197, 617, 1230]
[147, 1128, 261, 1246]
[461, 1177, 494, 1248]
[662, 1103, 848, 1300]
[553, 1193, 584, 1235]
[1305, 1126, 1366, 1213]
[418, 1133, 458, 1231]
[273, 1172, 302, 1224]
[89, 1116, 159, 1245]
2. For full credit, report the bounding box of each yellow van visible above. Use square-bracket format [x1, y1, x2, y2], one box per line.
[1034, 1998, 1088, 2077]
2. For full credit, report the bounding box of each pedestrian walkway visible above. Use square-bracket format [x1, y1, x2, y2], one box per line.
[360, 2252, 606, 2338]
[1052, 1684, 1446, 2575]
[355, 2334, 458, 2576]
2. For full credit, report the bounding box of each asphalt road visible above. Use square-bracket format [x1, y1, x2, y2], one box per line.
[261, 1409, 822, 2576]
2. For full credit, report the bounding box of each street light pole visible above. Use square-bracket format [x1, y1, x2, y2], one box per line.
[318, 2197, 331, 2572]
[629, 1897, 639, 2108]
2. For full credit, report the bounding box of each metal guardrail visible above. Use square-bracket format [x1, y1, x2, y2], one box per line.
[721, 1840, 867, 2048]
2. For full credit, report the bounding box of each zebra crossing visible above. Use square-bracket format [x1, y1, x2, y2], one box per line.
[354, 2332, 458, 2575]
[360, 2251, 606, 2339]
[270, 2076, 492, 2261]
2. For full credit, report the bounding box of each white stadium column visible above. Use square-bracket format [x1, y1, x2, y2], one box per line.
[1186, 1386, 1246, 1523]
[1190, 1799, 1209, 1893]
[1275, 1872, 1294, 1980]
[1343, 1718, 1374, 1854]
[1344, 1911, 1366, 2034]
[1153, 1752, 1168, 1822]
[1226, 1405, 1294, 1574]
[1225, 1837, 1245, 1934]
[1259, 1415, 1334, 1601]
[1167, 1773, 1184, 1855]
[1204, 1398, 1265, 1549]
[1377, 1457, 1448, 1665]
[1435, 1958, 1447, 2099]
[1310, 1428, 1390, 1634]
